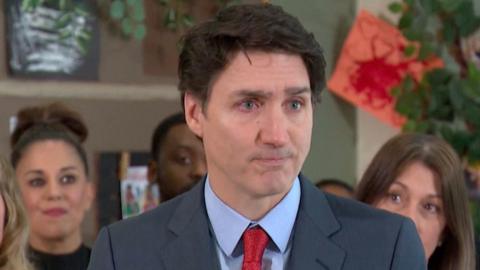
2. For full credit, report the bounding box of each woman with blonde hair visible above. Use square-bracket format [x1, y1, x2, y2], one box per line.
[0, 155, 32, 269]
[357, 133, 475, 270]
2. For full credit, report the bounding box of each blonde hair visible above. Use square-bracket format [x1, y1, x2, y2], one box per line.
[0, 156, 32, 270]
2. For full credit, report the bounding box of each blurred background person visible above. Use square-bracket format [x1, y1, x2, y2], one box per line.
[10, 103, 94, 270]
[0, 155, 32, 269]
[357, 133, 475, 270]
[315, 178, 354, 198]
[148, 112, 206, 202]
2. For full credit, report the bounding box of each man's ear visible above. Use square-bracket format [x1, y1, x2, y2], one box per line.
[147, 160, 157, 184]
[184, 92, 204, 138]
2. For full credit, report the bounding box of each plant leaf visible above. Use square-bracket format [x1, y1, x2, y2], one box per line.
[133, 3, 145, 22]
[442, 19, 457, 45]
[404, 44, 416, 57]
[388, 2, 403, 14]
[439, 0, 463, 13]
[182, 14, 194, 28]
[110, 1, 125, 20]
[391, 86, 402, 97]
[448, 78, 465, 111]
[399, 11, 414, 29]
[121, 17, 133, 35]
[133, 24, 146, 40]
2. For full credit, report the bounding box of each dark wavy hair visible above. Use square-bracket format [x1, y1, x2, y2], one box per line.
[178, 3, 326, 107]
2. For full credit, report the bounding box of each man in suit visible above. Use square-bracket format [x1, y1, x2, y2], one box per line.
[88, 3, 426, 270]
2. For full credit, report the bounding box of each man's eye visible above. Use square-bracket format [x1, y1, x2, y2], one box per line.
[60, 174, 77, 185]
[177, 156, 192, 165]
[29, 178, 45, 187]
[288, 100, 303, 110]
[239, 100, 259, 111]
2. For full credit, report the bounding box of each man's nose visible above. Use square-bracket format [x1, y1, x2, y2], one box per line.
[257, 107, 289, 147]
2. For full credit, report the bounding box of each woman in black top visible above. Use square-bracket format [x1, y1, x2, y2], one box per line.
[10, 103, 94, 270]
[29, 244, 90, 270]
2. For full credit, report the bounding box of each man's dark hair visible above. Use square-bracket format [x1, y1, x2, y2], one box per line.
[178, 3, 326, 107]
[316, 178, 354, 194]
[150, 112, 186, 161]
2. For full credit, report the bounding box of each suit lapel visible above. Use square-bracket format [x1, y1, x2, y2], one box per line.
[287, 177, 346, 270]
[160, 181, 219, 270]
[159, 177, 346, 270]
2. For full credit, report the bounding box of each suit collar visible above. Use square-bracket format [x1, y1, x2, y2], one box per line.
[286, 176, 346, 270]
[205, 176, 301, 255]
[160, 176, 346, 270]
[161, 180, 220, 270]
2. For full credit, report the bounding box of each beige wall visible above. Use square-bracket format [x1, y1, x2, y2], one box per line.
[275, 0, 357, 185]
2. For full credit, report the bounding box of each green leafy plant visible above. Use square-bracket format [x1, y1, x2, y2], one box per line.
[107, 0, 146, 40]
[20, 0, 238, 54]
[154, 0, 239, 31]
[389, 0, 480, 164]
[20, 0, 94, 54]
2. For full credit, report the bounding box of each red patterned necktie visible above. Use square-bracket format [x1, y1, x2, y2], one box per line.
[242, 226, 269, 270]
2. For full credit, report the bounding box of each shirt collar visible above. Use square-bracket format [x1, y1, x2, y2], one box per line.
[204, 176, 301, 256]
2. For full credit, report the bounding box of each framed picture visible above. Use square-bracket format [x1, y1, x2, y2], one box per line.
[4, 0, 100, 80]
[120, 165, 159, 219]
[96, 151, 159, 229]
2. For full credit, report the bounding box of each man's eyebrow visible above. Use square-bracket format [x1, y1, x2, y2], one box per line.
[232, 87, 310, 98]
[233, 89, 272, 99]
[285, 87, 311, 96]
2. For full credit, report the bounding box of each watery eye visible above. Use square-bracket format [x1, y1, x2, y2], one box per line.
[178, 156, 192, 165]
[289, 100, 302, 110]
[241, 100, 257, 110]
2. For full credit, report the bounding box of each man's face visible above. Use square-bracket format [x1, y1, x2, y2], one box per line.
[156, 124, 206, 201]
[186, 50, 312, 206]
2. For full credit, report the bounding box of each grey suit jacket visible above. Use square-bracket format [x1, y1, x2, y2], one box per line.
[88, 176, 426, 270]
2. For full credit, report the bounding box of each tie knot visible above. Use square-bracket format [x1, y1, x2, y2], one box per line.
[242, 226, 269, 270]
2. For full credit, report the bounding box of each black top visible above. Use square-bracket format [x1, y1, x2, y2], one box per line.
[29, 245, 91, 270]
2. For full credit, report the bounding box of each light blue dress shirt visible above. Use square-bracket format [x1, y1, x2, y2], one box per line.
[204, 176, 301, 270]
